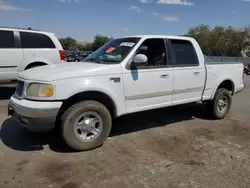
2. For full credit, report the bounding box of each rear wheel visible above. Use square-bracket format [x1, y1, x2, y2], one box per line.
[207, 88, 232, 119]
[61, 100, 112, 151]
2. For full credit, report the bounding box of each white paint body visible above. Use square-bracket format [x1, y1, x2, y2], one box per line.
[15, 35, 245, 117]
[0, 28, 64, 81]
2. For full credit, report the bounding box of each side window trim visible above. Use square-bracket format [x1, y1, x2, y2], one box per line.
[14, 31, 21, 48]
[168, 39, 199, 67]
[129, 38, 170, 70]
[164, 38, 174, 67]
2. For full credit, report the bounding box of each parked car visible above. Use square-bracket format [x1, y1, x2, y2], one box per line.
[8, 35, 245, 151]
[65, 51, 92, 62]
[244, 64, 250, 75]
[66, 53, 77, 62]
[0, 27, 66, 81]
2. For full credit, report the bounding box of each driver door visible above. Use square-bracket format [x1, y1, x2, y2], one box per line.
[122, 38, 174, 113]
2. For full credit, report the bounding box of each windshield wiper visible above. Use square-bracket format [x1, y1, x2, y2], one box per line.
[85, 57, 103, 64]
[96, 57, 103, 64]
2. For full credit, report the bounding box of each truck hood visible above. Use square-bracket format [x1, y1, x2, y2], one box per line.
[18, 62, 122, 81]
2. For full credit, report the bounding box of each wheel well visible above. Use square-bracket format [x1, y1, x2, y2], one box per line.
[58, 91, 117, 119]
[217, 80, 235, 94]
[25, 62, 47, 70]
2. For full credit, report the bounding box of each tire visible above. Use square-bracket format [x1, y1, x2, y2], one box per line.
[207, 88, 232, 119]
[61, 100, 112, 151]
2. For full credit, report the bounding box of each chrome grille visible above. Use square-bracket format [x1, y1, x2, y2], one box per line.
[15, 81, 24, 96]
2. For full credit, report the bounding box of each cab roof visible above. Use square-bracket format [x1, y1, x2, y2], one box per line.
[120, 35, 194, 40]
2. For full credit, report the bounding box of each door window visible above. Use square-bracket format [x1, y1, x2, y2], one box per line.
[170, 39, 199, 66]
[20, 32, 56, 49]
[135, 39, 168, 69]
[0, 30, 15, 48]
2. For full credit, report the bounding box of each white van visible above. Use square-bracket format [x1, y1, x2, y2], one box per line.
[0, 27, 66, 81]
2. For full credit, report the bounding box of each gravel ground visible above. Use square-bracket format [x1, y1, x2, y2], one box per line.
[0, 77, 250, 188]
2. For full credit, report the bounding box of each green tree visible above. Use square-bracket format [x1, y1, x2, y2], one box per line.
[81, 43, 93, 51]
[211, 26, 227, 56]
[76, 43, 85, 51]
[186, 25, 250, 57]
[59, 37, 78, 50]
[242, 26, 250, 57]
[92, 34, 113, 51]
[187, 25, 212, 55]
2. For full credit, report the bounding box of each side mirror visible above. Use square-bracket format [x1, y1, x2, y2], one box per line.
[133, 54, 148, 66]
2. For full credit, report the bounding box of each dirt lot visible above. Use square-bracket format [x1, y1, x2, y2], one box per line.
[0, 77, 250, 188]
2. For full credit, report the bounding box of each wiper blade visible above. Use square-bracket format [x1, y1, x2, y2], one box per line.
[96, 57, 103, 64]
[85, 58, 103, 64]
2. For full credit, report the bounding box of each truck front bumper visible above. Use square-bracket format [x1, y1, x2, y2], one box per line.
[8, 96, 62, 132]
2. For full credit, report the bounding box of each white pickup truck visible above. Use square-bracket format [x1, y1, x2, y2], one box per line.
[8, 35, 245, 151]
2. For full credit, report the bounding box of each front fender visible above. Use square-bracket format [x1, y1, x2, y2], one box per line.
[53, 75, 126, 116]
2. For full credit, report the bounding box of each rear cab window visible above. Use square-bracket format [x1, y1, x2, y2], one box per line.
[20, 32, 56, 49]
[0, 30, 15, 48]
[170, 39, 199, 67]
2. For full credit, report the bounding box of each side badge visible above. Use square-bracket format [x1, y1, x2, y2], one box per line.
[110, 77, 121, 83]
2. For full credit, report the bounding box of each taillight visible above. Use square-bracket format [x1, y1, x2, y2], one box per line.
[242, 68, 245, 80]
[59, 50, 66, 61]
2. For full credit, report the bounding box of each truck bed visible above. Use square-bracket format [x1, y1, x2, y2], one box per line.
[202, 62, 244, 101]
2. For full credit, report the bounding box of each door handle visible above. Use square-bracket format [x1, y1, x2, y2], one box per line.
[193, 72, 200, 76]
[160, 74, 169, 78]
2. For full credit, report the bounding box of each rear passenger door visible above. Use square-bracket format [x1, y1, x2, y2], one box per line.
[0, 30, 23, 81]
[169, 39, 206, 105]
[20, 31, 59, 65]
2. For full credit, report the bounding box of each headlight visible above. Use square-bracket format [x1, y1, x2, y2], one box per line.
[26, 83, 54, 97]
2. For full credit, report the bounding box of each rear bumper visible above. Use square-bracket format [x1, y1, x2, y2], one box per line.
[8, 96, 62, 132]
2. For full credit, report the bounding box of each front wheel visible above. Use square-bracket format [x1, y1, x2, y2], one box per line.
[61, 100, 112, 151]
[206, 88, 232, 119]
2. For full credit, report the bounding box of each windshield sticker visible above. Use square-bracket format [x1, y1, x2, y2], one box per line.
[120, 42, 135, 47]
[106, 47, 116, 53]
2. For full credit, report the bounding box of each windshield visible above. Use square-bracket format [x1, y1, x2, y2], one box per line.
[85, 37, 141, 63]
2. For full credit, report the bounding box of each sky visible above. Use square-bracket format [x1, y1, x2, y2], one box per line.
[0, 0, 249, 42]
